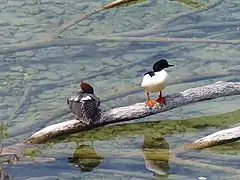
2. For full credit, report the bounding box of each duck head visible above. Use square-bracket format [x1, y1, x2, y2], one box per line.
[153, 59, 174, 72]
[80, 81, 94, 94]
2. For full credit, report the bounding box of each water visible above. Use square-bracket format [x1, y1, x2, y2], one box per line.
[0, 0, 239, 179]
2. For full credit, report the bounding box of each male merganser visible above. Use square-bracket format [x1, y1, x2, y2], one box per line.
[67, 81, 102, 124]
[141, 59, 174, 107]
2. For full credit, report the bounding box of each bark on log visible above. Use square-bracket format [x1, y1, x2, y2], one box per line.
[24, 81, 240, 144]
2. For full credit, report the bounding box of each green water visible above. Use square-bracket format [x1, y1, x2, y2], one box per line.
[0, 0, 239, 179]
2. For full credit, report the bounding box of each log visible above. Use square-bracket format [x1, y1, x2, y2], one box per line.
[171, 125, 240, 154]
[24, 81, 240, 144]
[183, 125, 240, 150]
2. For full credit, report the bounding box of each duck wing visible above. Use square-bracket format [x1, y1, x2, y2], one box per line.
[67, 91, 85, 120]
[67, 92, 102, 124]
[80, 94, 102, 124]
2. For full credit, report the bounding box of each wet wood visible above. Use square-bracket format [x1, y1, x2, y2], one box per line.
[24, 81, 240, 144]
[172, 125, 240, 153]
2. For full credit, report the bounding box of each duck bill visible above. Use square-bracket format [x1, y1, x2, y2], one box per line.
[168, 64, 174, 67]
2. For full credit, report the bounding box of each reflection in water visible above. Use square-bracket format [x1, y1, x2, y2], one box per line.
[0, 168, 10, 180]
[142, 135, 170, 177]
[68, 144, 103, 172]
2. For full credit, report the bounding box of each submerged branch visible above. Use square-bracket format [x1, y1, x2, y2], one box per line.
[55, 0, 146, 35]
[24, 81, 240, 144]
[112, 21, 240, 37]
[171, 156, 240, 174]
[55, 9, 103, 35]
[110, 0, 225, 37]
[1, 36, 240, 55]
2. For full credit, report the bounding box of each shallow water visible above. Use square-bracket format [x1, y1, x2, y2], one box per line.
[0, 0, 240, 179]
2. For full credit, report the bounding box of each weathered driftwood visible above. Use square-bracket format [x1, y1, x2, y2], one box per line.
[24, 81, 240, 144]
[171, 125, 240, 154]
[183, 125, 240, 150]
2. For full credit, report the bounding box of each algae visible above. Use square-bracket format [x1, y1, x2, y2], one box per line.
[68, 144, 104, 172]
[52, 109, 240, 144]
[170, 0, 206, 8]
[24, 148, 41, 158]
[0, 123, 8, 140]
[208, 141, 240, 155]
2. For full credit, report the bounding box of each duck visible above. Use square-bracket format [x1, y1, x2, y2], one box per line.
[67, 81, 102, 124]
[141, 59, 174, 107]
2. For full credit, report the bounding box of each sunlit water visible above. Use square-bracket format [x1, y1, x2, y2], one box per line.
[0, 0, 239, 179]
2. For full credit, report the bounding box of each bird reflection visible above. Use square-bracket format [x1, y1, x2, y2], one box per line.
[142, 135, 170, 177]
[68, 144, 103, 172]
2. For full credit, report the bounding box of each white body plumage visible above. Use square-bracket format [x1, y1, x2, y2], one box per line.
[141, 70, 168, 93]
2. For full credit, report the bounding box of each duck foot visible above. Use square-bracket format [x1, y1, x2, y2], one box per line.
[145, 99, 157, 108]
[156, 96, 166, 105]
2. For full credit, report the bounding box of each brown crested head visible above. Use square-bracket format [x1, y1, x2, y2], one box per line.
[80, 81, 94, 94]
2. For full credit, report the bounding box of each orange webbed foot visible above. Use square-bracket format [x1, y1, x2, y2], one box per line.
[145, 99, 157, 108]
[156, 96, 166, 105]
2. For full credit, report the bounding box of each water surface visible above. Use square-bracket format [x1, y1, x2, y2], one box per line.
[0, 0, 239, 179]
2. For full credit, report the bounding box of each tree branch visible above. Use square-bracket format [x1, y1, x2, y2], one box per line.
[171, 125, 240, 154]
[183, 125, 240, 150]
[24, 81, 240, 144]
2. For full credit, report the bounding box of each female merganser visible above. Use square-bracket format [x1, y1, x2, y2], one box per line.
[67, 81, 102, 124]
[141, 59, 174, 107]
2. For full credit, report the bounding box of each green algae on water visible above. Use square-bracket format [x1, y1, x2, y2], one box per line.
[170, 0, 206, 8]
[50, 109, 240, 144]
[0, 122, 8, 140]
[24, 148, 41, 158]
[68, 144, 104, 172]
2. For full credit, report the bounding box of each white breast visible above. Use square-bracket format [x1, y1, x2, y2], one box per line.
[141, 70, 168, 93]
